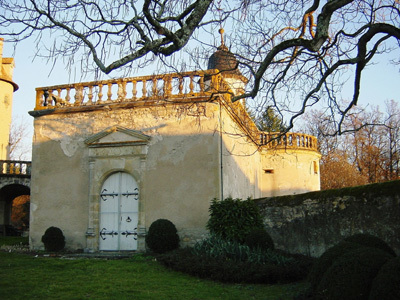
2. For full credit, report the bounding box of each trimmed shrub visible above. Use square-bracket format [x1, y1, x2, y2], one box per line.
[244, 227, 274, 251]
[315, 247, 393, 300]
[308, 241, 364, 292]
[145, 219, 179, 254]
[343, 233, 396, 257]
[41, 226, 65, 252]
[157, 248, 314, 284]
[309, 233, 396, 293]
[206, 197, 263, 243]
[369, 256, 400, 300]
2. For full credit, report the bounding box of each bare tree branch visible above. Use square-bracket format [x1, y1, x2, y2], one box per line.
[1, 0, 399, 133]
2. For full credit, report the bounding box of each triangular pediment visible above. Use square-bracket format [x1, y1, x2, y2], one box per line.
[85, 126, 150, 147]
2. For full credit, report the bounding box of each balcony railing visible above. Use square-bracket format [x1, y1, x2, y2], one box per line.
[0, 160, 32, 176]
[260, 132, 318, 151]
[34, 70, 221, 110]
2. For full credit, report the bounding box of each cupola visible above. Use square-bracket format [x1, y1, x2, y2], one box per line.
[207, 28, 248, 96]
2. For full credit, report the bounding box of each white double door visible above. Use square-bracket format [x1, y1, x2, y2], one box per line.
[99, 172, 139, 251]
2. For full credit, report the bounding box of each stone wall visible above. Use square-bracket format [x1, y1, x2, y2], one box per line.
[255, 180, 400, 257]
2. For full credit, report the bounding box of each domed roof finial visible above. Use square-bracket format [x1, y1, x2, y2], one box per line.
[218, 27, 228, 51]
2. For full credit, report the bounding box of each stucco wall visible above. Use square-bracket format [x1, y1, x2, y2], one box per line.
[219, 105, 320, 200]
[0, 38, 16, 160]
[219, 106, 263, 200]
[260, 149, 321, 197]
[29, 94, 322, 251]
[30, 102, 221, 250]
[255, 180, 400, 257]
[0, 78, 14, 160]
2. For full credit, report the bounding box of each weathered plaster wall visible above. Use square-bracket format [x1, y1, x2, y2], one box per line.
[255, 180, 400, 257]
[219, 105, 320, 200]
[219, 106, 262, 200]
[260, 149, 321, 197]
[0, 38, 16, 160]
[29, 94, 322, 251]
[30, 102, 221, 250]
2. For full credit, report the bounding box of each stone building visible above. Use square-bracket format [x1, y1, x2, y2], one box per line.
[28, 41, 321, 252]
[0, 37, 18, 160]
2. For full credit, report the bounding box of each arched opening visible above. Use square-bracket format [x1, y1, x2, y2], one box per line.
[0, 184, 30, 236]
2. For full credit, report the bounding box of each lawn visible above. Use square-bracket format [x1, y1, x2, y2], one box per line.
[0, 237, 305, 300]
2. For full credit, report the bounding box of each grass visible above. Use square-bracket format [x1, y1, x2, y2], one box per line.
[0, 237, 306, 300]
[0, 236, 28, 246]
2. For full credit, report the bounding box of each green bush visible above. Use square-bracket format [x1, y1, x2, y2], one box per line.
[206, 197, 263, 243]
[157, 248, 314, 284]
[343, 233, 396, 257]
[315, 247, 393, 300]
[41, 226, 65, 252]
[244, 227, 274, 251]
[193, 235, 292, 265]
[308, 233, 396, 293]
[369, 256, 400, 300]
[308, 241, 364, 292]
[145, 219, 179, 254]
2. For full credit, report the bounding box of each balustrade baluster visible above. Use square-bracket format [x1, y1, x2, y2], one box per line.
[57, 89, 62, 104]
[178, 77, 183, 95]
[88, 85, 93, 104]
[74, 85, 83, 105]
[199, 75, 205, 92]
[152, 78, 157, 97]
[142, 80, 147, 97]
[117, 80, 123, 101]
[132, 81, 137, 99]
[189, 75, 194, 93]
[122, 80, 127, 100]
[98, 84, 103, 103]
[164, 76, 171, 97]
[107, 83, 113, 102]
[47, 90, 54, 106]
[66, 88, 71, 104]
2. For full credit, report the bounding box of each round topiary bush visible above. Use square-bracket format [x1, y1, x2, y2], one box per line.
[369, 256, 400, 300]
[308, 241, 364, 292]
[146, 219, 180, 254]
[41, 226, 65, 252]
[244, 228, 274, 251]
[343, 233, 396, 257]
[315, 247, 393, 300]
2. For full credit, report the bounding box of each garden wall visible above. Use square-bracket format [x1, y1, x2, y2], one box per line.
[255, 180, 400, 257]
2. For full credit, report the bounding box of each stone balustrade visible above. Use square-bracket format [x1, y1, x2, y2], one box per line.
[34, 70, 222, 110]
[260, 132, 318, 151]
[0, 160, 32, 176]
[33, 69, 318, 152]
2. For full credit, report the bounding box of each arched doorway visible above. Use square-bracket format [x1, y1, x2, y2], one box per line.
[99, 172, 139, 251]
[0, 184, 30, 236]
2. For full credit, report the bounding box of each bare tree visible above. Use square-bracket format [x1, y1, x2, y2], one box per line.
[1, 1, 399, 130]
[8, 116, 31, 161]
[0, 0, 215, 76]
[302, 101, 400, 189]
[383, 100, 400, 180]
[223, 1, 400, 132]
